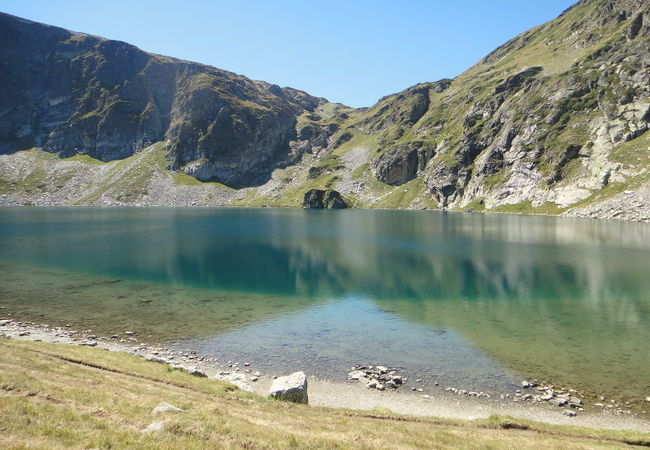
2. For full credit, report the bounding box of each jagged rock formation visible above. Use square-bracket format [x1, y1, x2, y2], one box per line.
[1, 0, 649, 221]
[0, 12, 324, 188]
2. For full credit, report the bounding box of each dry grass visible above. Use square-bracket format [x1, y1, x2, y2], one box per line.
[1, 339, 648, 449]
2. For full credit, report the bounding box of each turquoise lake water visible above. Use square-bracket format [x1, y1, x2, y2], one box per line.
[1, 207, 649, 406]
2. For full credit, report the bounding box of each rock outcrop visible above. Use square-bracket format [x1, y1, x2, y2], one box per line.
[371, 142, 434, 186]
[302, 189, 347, 209]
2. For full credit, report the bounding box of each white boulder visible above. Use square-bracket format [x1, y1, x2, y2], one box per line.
[268, 371, 308, 404]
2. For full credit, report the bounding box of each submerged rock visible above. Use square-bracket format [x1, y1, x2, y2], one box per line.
[268, 371, 308, 404]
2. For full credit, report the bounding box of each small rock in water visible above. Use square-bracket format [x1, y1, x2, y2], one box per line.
[125, 331, 135, 335]
[422, 395, 431, 399]
[522, 381, 531, 389]
[562, 409, 577, 417]
[646, 396, 650, 402]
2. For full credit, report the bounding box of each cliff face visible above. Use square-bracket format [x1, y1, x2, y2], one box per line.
[1, 0, 649, 221]
[0, 12, 323, 187]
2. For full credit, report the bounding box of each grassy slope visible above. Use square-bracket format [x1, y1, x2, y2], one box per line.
[1, 339, 648, 449]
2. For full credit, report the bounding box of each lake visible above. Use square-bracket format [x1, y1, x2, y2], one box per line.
[1, 207, 649, 408]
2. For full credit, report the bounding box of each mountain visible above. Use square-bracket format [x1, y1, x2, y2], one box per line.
[345, 0, 650, 220]
[0, 12, 331, 188]
[0, 0, 648, 220]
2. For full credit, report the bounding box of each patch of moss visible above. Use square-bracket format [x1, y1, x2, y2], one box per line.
[371, 177, 426, 209]
[483, 170, 509, 189]
[491, 200, 566, 215]
[62, 154, 106, 165]
[463, 198, 487, 212]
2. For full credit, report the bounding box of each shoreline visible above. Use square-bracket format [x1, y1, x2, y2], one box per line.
[1, 318, 648, 433]
[1, 201, 649, 225]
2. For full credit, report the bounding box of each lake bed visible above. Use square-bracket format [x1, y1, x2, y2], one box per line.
[1, 207, 649, 416]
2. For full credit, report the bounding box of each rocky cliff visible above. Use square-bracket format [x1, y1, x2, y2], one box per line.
[1, 0, 649, 221]
[0, 12, 326, 188]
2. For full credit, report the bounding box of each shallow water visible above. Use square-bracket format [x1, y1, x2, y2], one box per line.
[1, 207, 649, 405]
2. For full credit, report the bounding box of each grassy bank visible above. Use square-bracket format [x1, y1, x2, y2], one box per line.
[0, 339, 648, 449]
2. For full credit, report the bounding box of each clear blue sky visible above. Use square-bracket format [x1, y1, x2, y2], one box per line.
[2, 0, 576, 107]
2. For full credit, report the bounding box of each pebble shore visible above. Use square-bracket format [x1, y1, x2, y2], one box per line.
[1, 316, 648, 432]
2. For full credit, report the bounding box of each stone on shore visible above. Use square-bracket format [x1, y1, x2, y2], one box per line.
[550, 398, 568, 407]
[562, 409, 577, 417]
[268, 371, 308, 404]
[140, 421, 165, 433]
[223, 373, 255, 392]
[188, 367, 207, 377]
[152, 402, 184, 415]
